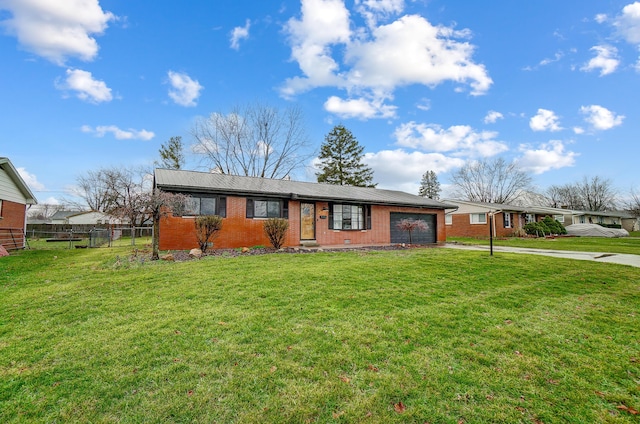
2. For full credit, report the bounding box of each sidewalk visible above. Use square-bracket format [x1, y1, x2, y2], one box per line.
[444, 243, 640, 268]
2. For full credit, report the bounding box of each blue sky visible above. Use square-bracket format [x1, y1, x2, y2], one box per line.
[1, 0, 639, 205]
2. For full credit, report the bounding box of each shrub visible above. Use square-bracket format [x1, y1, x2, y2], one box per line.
[542, 216, 567, 235]
[599, 223, 622, 229]
[263, 218, 289, 249]
[523, 221, 550, 237]
[194, 215, 223, 253]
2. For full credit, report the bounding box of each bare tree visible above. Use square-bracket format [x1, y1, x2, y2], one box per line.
[546, 184, 584, 209]
[74, 169, 115, 211]
[27, 203, 66, 220]
[191, 103, 312, 179]
[450, 157, 532, 204]
[576, 176, 617, 211]
[626, 188, 640, 217]
[546, 176, 617, 211]
[74, 167, 154, 244]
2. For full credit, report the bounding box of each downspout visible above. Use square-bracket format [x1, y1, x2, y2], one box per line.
[490, 209, 502, 238]
[24, 204, 32, 249]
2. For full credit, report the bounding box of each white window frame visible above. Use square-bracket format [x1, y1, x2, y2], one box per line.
[445, 214, 452, 225]
[553, 214, 564, 223]
[525, 213, 535, 224]
[470, 213, 487, 224]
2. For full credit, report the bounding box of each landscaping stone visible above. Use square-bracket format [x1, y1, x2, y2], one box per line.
[161, 253, 174, 261]
[0, 245, 9, 257]
[189, 248, 203, 258]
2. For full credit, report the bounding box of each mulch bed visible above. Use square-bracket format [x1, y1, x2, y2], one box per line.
[168, 244, 429, 262]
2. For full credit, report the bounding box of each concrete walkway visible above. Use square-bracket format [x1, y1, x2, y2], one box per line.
[444, 243, 640, 268]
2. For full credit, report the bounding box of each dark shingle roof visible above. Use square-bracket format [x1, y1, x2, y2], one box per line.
[155, 168, 455, 209]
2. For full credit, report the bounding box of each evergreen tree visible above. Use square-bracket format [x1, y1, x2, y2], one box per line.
[418, 170, 441, 199]
[156, 136, 185, 169]
[316, 125, 376, 187]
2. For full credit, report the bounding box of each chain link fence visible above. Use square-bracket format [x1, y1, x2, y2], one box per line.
[24, 225, 153, 250]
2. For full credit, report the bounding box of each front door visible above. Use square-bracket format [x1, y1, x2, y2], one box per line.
[300, 202, 316, 240]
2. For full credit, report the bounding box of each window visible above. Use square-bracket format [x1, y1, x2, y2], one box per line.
[184, 195, 226, 217]
[503, 213, 512, 228]
[329, 203, 371, 230]
[246, 198, 288, 219]
[470, 213, 487, 224]
[445, 214, 452, 225]
[553, 214, 565, 223]
[525, 214, 535, 224]
[597, 216, 604, 224]
[579, 215, 586, 224]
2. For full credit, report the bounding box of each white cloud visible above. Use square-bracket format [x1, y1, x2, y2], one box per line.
[324, 95, 396, 119]
[394, 122, 508, 157]
[540, 51, 564, 67]
[580, 105, 624, 130]
[82, 125, 155, 140]
[416, 98, 431, 111]
[56, 68, 112, 103]
[517, 140, 577, 174]
[573, 126, 585, 134]
[614, 1, 640, 44]
[356, 0, 405, 27]
[282, 1, 492, 116]
[529, 108, 562, 132]
[363, 149, 465, 192]
[581, 45, 619, 76]
[0, 0, 115, 64]
[483, 110, 504, 124]
[595, 13, 608, 24]
[230, 19, 250, 50]
[167, 71, 203, 107]
[16, 167, 45, 191]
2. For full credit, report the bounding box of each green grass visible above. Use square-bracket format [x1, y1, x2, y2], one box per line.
[1, 246, 639, 423]
[448, 235, 640, 255]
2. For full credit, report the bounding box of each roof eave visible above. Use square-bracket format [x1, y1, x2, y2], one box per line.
[0, 157, 38, 204]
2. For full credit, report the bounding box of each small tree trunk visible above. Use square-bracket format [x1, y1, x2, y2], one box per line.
[151, 215, 160, 260]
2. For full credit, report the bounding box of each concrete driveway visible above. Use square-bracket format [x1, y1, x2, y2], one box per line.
[444, 243, 640, 268]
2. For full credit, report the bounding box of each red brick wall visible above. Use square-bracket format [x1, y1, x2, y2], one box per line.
[0, 199, 27, 249]
[446, 212, 524, 238]
[159, 196, 447, 250]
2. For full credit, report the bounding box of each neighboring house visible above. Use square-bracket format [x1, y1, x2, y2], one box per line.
[568, 210, 635, 231]
[444, 200, 558, 238]
[66, 211, 125, 226]
[50, 210, 83, 225]
[0, 157, 38, 250]
[445, 199, 636, 237]
[154, 169, 456, 250]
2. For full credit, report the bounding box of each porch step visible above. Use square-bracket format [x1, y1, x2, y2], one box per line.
[300, 240, 320, 247]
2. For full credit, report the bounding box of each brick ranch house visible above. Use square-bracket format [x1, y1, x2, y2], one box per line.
[444, 200, 570, 238]
[444, 199, 636, 238]
[0, 157, 38, 250]
[154, 169, 456, 250]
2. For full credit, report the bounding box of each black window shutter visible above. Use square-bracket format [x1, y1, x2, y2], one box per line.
[328, 203, 334, 229]
[219, 197, 227, 218]
[282, 200, 289, 219]
[366, 205, 372, 229]
[246, 198, 254, 218]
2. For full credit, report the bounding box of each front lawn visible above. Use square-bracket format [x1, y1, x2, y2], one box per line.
[448, 235, 640, 255]
[1, 246, 639, 423]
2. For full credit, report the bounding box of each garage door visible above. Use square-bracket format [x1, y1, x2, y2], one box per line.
[390, 212, 436, 244]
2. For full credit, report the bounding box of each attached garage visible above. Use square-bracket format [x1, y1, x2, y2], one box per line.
[390, 212, 436, 244]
